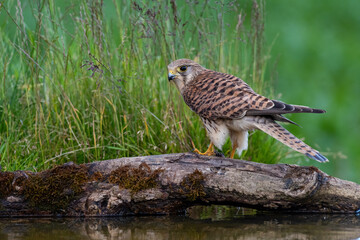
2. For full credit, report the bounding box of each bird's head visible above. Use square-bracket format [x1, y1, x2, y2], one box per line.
[167, 59, 205, 92]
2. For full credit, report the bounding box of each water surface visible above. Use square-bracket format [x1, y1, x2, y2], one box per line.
[1, 208, 359, 240]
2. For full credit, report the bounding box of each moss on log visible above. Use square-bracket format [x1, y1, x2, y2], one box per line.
[0, 153, 359, 216]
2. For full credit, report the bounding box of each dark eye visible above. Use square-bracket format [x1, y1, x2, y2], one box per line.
[179, 65, 187, 72]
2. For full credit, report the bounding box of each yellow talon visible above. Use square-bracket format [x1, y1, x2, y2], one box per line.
[230, 143, 238, 159]
[191, 142, 215, 156]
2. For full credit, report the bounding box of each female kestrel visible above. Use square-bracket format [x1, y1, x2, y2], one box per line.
[167, 59, 328, 162]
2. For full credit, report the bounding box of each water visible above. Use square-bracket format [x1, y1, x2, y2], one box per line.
[0, 207, 359, 240]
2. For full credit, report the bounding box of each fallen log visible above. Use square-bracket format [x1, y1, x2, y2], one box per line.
[0, 153, 359, 216]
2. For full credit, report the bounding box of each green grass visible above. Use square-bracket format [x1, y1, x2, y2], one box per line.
[0, 0, 290, 172]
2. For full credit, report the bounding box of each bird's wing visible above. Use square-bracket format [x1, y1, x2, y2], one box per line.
[183, 70, 273, 120]
[183, 70, 325, 120]
[245, 100, 326, 116]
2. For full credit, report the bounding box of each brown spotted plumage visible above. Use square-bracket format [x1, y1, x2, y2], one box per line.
[167, 59, 328, 162]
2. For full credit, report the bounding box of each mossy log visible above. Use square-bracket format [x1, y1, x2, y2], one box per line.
[0, 153, 359, 217]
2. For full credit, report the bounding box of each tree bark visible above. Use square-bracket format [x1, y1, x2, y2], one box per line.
[0, 153, 359, 217]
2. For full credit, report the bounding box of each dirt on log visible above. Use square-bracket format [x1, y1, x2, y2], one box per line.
[0, 153, 359, 217]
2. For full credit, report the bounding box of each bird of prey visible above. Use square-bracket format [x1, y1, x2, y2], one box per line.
[167, 59, 328, 162]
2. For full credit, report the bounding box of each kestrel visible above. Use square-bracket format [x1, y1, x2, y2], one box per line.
[167, 59, 328, 162]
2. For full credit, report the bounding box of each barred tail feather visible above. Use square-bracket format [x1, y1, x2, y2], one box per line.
[253, 118, 328, 163]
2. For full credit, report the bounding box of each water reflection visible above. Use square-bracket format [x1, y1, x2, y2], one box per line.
[0, 208, 360, 240]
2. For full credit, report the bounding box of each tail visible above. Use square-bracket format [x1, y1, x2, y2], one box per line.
[251, 116, 328, 162]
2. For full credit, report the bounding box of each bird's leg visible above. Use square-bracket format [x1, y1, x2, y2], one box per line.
[191, 141, 215, 156]
[230, 142, 238, 159]
[204, 142, 215, 155]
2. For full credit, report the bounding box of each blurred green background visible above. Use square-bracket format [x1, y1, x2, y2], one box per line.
[0, 0, 359, 182]
[265, 0, 360, 182]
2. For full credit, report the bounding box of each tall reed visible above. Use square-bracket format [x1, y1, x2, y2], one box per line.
[0, 0, 288, 171]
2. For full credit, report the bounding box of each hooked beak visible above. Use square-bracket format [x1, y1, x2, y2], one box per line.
[168, 73, 175, 81]
[168, 69, 176, 81]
